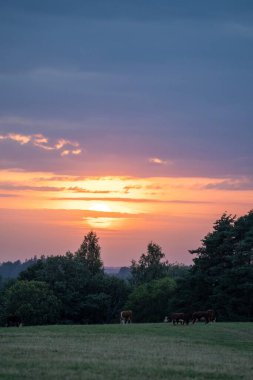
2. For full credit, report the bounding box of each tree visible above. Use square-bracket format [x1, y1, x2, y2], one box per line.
[19, 242, 129, 324]
[20, 254, 92, 323]
[100, 275, 131, 322]
[125, 277, 176, 322]
[76, 231, 103, 274]
[130, 242, 168, 285]
[3, 280, 61, 325]
[188, 211, 253, 321]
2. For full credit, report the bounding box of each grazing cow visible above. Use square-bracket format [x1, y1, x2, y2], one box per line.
[171, 312, 191, 325]
[207, 309, 216, 322]
[6, 315, 22, 327]
[192, 309, 216, 324]
[164, 316, 169, 323]
[120, 310, 132, 324]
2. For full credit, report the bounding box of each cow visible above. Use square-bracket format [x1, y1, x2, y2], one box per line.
[192, 311, 209, 324]
[6, 315, 22, 327]
[171, 312, 191, 325]
[192, 309, 216, 324]
[207, 309, 216, 322]
[120, 310, 132, 324]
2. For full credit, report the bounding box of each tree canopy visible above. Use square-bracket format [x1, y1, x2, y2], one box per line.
[1, 212, 252, 326]
[130, 242, 168, 285]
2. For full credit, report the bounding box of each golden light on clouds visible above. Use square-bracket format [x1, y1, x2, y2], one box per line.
[89, 203, 112, 212]
[0, 132, 82, 156]
[85, 217, 115, 229]
[1, 168, 253, 265]
[87, 203, 115, 228]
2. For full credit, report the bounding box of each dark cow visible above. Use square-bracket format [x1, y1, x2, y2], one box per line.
[171, 312, 191, 325]
[207, 309, 216, 322]
[120, 310, 132, 324]
[6, 315, 22, 327]
[192, 311, 209, 324]
[192, 309, 216, 324]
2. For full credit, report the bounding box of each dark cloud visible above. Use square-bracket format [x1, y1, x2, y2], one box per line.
[204, 178, 253, 191]
[0, 1, 252, 177]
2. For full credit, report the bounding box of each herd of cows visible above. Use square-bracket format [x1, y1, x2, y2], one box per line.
[5, 309, 216, 327]
[120, 309, 216, 324]
[168, 309, 216, 325]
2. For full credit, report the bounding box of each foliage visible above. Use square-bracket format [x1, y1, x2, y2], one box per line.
[2, 280, 61, 325]
[125, 276, 176, 322]
[18, 239, 130, 324]
[187, 211, 253, 321]
[130, 242, 168, 285]
[75, 231, 103, 274]
[1, 211, 253, 325]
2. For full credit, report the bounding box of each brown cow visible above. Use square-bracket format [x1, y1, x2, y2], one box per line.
[192, 309, 216, 324]
[171, 312, 191, 325]
[207, 309, 216, 322]
[120, 310, 132, 324]
[6, 315, 22, 327]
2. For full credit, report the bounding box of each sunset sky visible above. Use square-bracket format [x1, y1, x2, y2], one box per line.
[0, 1, 253, 266]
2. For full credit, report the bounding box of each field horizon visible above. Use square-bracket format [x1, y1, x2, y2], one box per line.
[0, 322, 252, 380]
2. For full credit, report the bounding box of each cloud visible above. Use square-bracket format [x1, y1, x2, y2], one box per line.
[0, 193, 18, 197]
[204, 178, 253, 191]
[68, 187, 113, 194]
[50, 196, 213, 204]
[148, 157, 172, 165]
[123, 185, 143, 193]
[0, 132, 82, 156]
[0, 133, 31, 144]
[0, 182, 65, 192]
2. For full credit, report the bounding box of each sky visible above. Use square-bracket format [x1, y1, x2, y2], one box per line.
[0, 0, 253, 266]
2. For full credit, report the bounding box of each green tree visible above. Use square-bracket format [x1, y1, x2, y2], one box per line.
[188, 211, 253, 321]
[130, 242, 168, 285]
[19, 249, 129, 324]
[20, 254, 92, 323]
[76, 231, 103, 274]
[100, 275, 131, 322]
[125, 277, 176, 322]
[3, 280, 61, 325]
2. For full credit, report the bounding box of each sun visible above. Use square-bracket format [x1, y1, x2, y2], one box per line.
[88, 203, 112, 213]
[86, 202, 113, 228]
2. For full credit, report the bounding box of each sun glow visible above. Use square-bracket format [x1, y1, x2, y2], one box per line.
[86, 203, 114, 228]
[88, 203, 112, 213]
[85, 217, 115, 229]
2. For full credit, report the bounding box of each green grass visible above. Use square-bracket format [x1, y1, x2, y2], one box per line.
[0, 323, 252, 380]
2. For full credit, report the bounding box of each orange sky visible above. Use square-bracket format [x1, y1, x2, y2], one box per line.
[1, 169, 252, 266]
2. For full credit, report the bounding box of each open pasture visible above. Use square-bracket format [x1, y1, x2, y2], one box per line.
[0, 322, 252, 380]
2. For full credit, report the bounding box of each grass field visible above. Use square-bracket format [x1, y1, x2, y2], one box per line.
[0, 322, 252, 380]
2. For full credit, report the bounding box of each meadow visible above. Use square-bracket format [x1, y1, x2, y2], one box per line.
[0, 323, 252, 380]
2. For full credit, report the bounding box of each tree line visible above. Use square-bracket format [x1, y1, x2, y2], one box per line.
[0, 210, 252, 325]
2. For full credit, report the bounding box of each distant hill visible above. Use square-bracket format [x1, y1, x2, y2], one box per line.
[104, 266, 131, 280]
[0, 260, 131, 281]
[0, 258, 37, 280]
[104, 267, 121, 275]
